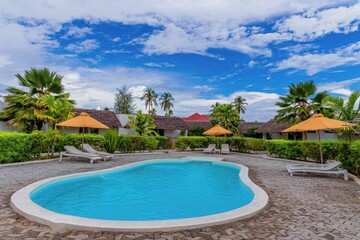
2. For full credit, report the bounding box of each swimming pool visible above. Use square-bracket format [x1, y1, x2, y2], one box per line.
[11, 159, 268, 232]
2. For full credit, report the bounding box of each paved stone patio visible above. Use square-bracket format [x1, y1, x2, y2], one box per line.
[0, 152, 359, 240]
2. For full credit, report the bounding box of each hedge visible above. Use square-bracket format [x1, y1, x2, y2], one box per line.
[0, 132, 35, 163]
[118, 135, 158, 153]
[264, 139, 360, 175]
[173, 136, 266, 152]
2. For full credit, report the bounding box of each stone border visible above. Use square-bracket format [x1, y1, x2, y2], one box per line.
[11, 158, 269, 233]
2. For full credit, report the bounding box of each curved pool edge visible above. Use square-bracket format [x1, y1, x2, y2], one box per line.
[11, 158, 269, 232]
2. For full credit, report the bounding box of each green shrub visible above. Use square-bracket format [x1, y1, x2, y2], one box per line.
[103, 130, 120, 153]
[118, 135, 158, 153]
[155, 136, 173, 149]
[265, 140, 303, 160]
[347, 141, 360, 175]
[0, 132, 34, 163]
[228, 137, 247, 152]
[244, 138, 266, 152]
[54, 134, 105, 152]
[173, 137, 208, 150]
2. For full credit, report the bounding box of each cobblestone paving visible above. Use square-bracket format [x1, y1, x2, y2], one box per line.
[0, 152, 359, 240]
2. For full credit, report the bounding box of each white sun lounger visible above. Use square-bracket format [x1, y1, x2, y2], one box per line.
[221, 144, 230, 155]
[286, 161, 348, 180]
[83, 144, 113, 161]
[203, 144, 216, 154]
[59, 145, 102, 164]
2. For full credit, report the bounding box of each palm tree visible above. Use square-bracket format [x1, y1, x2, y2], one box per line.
[141, 87, 158, 114]
[275, 81, 328, 124]
[128, 110, 157, 136]
[165, 109, 173, 117]
[211, 103, 240, 134]
[1, 68, 75, 132]
[232, 96, 247, 118]
[323, 91, 360, 121]
[210, 102, 222, 113]
[323, 91, 360, 141]
[159, 92, 174, 116]
[275, 81, 328, 139]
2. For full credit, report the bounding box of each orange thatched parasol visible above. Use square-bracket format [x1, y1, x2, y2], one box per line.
[282, 114, 355, 163]
[57, 112, 109, 148]
[203, 125, 232, 136]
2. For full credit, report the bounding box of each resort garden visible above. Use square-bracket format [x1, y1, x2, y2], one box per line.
[0, 68, 360, 177]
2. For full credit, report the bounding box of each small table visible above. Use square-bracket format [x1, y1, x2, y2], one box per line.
[214, 149, 221, 154]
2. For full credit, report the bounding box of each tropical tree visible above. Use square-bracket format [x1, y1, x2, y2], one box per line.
[114, 85, 135, 114]
[128, 110, 157, 136]
[323, 91, 360, 121]
[275, 81, 328, 124]
[210, 102, 222, 113]
[141, 87, 158, 114]
[323, 91, 360, 141]
[165, 109, 173, 117]
[0, 68, 75, 132]
[232, 96, 247, 118]
[159, 92, 174, 116]
[211, 103, 240, 134]
[149, 108, 157, 115]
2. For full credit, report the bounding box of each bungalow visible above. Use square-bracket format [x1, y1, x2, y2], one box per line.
[258, 119, 290, 140]
[0, 100, 20, 132]
[58, 108, 121, 135]
[151, 115, 189, 137]
[238, 121, 266, 138]
[117, 114, 189, 138]
[183, 112, 212, 132]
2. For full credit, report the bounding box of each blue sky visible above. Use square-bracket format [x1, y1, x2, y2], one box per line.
[0, 0, 360, 121]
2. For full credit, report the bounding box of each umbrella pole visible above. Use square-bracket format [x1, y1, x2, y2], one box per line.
[317, 130, 323, 164]
[82, 127, 84, 151]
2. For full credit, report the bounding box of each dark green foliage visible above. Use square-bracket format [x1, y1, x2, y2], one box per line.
[173, 136, 208, 150]
[54, 134, 105, 152]
[0, 132, 34, 163]
[118, 135, 158, 153]
[188, 125, 206, 136]
[114, 85, 135, 114]
[155, 136, 173, 149]
[347, 141, 360, 175]
[173, 136, 266, 152]
[103, 130, 120, 153]
[264, 140, 352, 162]
[244, 138, 266, 152]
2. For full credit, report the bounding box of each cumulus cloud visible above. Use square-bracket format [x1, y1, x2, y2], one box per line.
[63, 26, 92, 38]
[65, 39, 99, 53]
[317, 77, 360, 96]
[275, 2, 360, 41]
[276, 41, 360, 75]
[0, 55, 12, 68]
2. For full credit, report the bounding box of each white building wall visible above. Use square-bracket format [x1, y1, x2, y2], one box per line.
[0, 121, 19, 132]
[307, 131, 338, 140]
[263, 132, 288, 140]
[119, 128, 137, 135]
[164, 129, 181, 138]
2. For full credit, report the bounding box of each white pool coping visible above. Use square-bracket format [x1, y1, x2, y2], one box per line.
[11, 158, 269, 232]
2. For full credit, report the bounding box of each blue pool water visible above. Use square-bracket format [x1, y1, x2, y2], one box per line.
[30, 160, 254, 221]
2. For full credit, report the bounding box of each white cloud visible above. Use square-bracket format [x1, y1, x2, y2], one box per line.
[193, 85, 215, 92]
[330, 88, 352, 96]
[0, 55, 12, 68]
[65, 39, 99, 54]
[63, 26, 92, 38]
[276, 41, 360, 75]
[317, 77, 360, 96]
[112, 37, 121, 42]
[248, 60, 256, 68]
[144, 62, 175, 67]
[276, 2, 360, 41]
